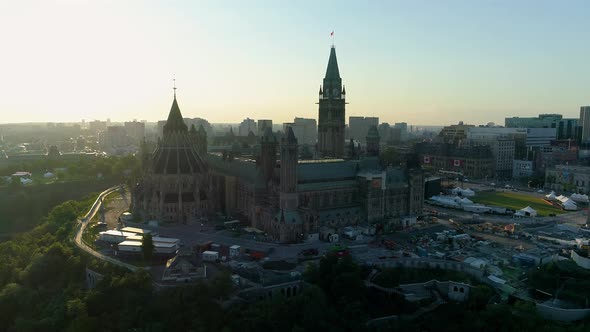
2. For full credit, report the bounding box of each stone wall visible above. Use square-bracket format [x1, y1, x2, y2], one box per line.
[537, 303, 590, 322]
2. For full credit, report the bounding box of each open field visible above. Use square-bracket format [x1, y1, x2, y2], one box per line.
[471, 191, 565, 216]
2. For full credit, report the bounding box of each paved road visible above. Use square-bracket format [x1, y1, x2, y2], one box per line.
[73, 185, 143, 272]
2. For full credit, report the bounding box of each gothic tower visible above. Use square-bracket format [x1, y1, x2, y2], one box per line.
[318, 46, 346, 158]
[260, 127, 277, 183]
[280, 127, 298, 210]
[366, 125, 380, 157]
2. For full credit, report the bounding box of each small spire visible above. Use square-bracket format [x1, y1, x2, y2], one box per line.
[285, 126, 297, 144]
[319, 86, 323, 95]
[342, 85, 346, 95]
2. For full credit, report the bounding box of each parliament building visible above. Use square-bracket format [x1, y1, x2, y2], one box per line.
[132, 47, 424, 243]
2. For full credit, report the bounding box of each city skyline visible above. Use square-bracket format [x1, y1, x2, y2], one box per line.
[1, 1, 590, 125]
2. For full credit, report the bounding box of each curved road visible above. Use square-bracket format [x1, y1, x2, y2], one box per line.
[73, 185, 143, 272]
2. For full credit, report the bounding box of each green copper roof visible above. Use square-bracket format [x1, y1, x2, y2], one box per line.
[163, 97, 188, 135]
[325, 47, 340, 80]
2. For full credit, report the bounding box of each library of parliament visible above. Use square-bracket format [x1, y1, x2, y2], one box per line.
[132, 46, 424, 243]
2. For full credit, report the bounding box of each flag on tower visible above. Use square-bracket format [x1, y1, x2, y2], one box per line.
[330, 31, 334, 36]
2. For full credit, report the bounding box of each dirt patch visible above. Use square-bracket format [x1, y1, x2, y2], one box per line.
[103, 191, 131, 229]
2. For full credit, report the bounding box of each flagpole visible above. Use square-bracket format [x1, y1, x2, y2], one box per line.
[331, 30, 334, 47]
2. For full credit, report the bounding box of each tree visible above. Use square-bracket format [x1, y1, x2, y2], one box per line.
[141, 233, 155, 261]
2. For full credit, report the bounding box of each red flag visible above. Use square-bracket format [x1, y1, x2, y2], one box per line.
[330, 31, 334, 36]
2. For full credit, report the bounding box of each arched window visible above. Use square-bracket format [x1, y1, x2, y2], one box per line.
[453, 286, 458, 292]
[460, 287, 464, 293]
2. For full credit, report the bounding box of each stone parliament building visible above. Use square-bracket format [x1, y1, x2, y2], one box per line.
[133, 47, 424, 243]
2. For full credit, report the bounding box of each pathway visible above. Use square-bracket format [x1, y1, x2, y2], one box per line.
[73, 185, 144, 272]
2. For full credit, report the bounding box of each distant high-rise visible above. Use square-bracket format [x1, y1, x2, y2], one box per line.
[349, 116, 379, 144]
[258, 119, 273, 137]
[580, 106, 590, 142]
[124, 120, 145, 144]
[318, 46, 346, 158]
[283, 118, 317, 145]
[394, 122, 408, 140]
[238, 118, 257, 136]
[505, 114, 577, 140]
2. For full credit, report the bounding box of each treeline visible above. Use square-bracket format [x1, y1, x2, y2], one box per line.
[0, 180, 119, 233]
[0, 154, 140, 180]
[0, 193, 234, 331]
[0, 155, 140, 233]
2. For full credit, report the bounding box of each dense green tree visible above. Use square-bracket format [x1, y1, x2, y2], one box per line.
[141, 233, 155, 261]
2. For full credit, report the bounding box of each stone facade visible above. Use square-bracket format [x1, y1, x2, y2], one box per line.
[132, 95, 210, 224]
[133, 47, 424, 243]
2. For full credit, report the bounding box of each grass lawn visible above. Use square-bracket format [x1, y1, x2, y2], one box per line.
[471, 191, 565, 216]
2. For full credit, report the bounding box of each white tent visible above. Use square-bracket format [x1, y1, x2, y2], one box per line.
[430, 195, 461, 208]
[462, 188, 475, 197]
[43, 172, 55, 178]
[450, 187, 463, 195]
[570, 193, 589, 203]
[563, 200, 578, 211]
[516, 206, 537, 217]
[460, 197, 474, 204]
[545, 192, 557, 200]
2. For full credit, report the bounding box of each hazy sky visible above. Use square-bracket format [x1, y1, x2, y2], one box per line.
[1, 0, 589, 126]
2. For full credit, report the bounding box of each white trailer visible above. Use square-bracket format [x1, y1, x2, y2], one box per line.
[125, 235, 180, 246]
[463, 204, 492, 213]
[117, 240, 143, 252]
[202, 250, 219, 262]
[117, 240, 178, 255]
[120, 227, 157, 237]
[99, 230, 137, 243]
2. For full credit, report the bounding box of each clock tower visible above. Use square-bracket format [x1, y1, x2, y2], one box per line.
[317, 46, 346, 158]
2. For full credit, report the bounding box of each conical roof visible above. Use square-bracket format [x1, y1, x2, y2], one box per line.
[163, 97, 188, 135]
[325, 47, 340, 80]
[322, 46, 343, 98]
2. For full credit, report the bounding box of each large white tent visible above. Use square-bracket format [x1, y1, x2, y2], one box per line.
[571, 193, 589, 203]
[563, 200, 578, 211]
[545, 191, 557, 200]
[450, 187, 475, 197]
[515, 206, 537, 217]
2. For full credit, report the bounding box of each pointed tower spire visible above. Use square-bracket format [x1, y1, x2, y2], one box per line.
[325, 47, 341, 80]
[319, 85, 323, 95]
[322, 46, 342, 99]
[286, 126, 297, 144]
[163, 93, 188, 136]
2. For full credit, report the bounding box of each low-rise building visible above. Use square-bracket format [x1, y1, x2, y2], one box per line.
[162, 254, 207, 282]
[545, 164, 590, 194]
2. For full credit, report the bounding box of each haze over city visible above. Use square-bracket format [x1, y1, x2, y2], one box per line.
[1, 0, 589, 125]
